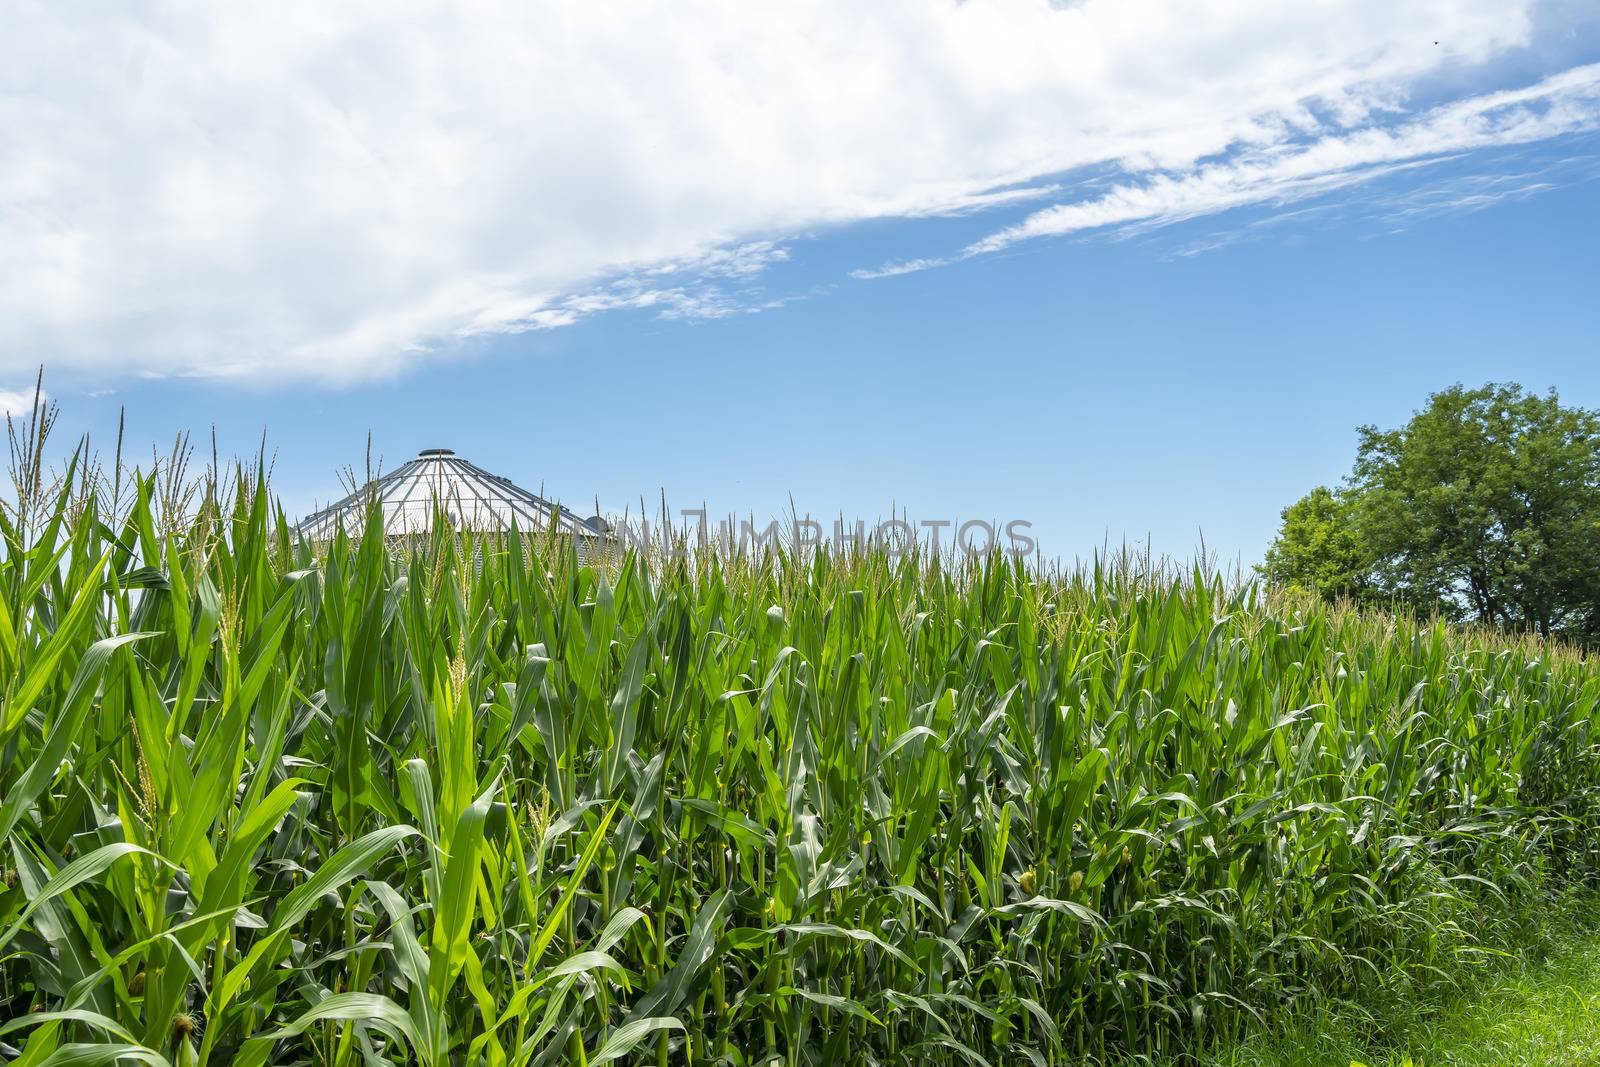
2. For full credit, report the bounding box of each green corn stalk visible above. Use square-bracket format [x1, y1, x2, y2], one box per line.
[0, 441, 1598, 1065]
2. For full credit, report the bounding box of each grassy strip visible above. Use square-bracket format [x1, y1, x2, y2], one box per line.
[1204, 892, 1600, 1067]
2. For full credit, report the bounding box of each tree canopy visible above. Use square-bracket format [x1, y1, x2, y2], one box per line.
[1261, 383, 1600, 641]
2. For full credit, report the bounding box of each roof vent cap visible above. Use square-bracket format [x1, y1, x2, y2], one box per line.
[418, 448, 455, 457]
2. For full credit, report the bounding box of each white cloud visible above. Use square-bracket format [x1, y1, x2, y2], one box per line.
[646, 242, 792, 280]
[0, 0, 1573, 383]
[456, 244, 798, 337]
[851, 258, 951, 281]
[961, 62, 1600, 256]
[0, 388, 47, 419]
[904, 183, 1066, 218]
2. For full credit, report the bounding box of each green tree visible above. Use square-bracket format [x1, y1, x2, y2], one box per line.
[1259, 486, 1373, 599]
[1264, 383, 1600, 640]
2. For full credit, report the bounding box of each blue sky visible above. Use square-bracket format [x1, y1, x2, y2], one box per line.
[5, 2, 1600, 566]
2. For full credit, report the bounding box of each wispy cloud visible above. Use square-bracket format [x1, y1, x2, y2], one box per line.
[904, 184, 1065, 218]
[962, 63, 1600, 257]
[851, 258, 950, 281]
[1373, 157, 1600, 224]
[643, 241, 792, 280]
[459, 241, 799, 336]
[1159, 204, 1343, 259]
[1151, 151, 1600, 260]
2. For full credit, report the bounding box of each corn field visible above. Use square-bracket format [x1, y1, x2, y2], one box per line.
[2, 465, 1599, 1066]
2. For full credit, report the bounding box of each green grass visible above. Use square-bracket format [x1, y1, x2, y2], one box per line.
[1206, 895, 1600, 1067]
[2, 441, 1600, 1065]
